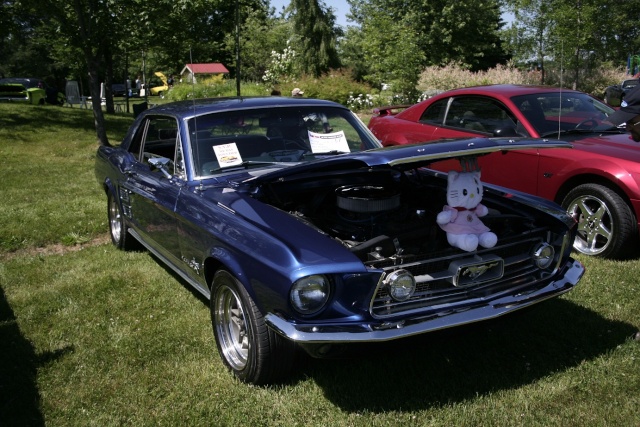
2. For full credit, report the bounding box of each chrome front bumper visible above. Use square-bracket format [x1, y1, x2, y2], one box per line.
[265, 259, 584, 344]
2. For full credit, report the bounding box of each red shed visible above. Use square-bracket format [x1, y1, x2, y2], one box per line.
[180, 63, 230, 83]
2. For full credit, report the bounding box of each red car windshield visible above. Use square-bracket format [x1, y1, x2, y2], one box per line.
[511, 92, 615, 136]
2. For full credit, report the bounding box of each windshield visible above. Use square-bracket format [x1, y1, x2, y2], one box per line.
[511, 92, 616, 136]
[189, 106, 380, 177]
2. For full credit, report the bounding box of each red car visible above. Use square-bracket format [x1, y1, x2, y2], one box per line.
[369, 84, 640, 259]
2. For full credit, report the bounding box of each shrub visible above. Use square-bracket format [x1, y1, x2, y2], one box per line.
[578, 66, 629, 98]
[153, 64, 632, 111]
[287, 69, 375, 106]
[262, 43, 298, 88]
[417, 62, 535, 93]
[166, 75, 241, 101]
[417, 62, 631, 99]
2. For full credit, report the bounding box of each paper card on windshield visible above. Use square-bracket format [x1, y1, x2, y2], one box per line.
[213, 143, 243, 167]
[308, 130, 350, 153]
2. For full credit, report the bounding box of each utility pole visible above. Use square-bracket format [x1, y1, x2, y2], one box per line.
[235, 0, 241, 96]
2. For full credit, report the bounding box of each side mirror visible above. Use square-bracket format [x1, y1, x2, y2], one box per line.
[493, 126, 519, 137]
[148, 156, 173, 179]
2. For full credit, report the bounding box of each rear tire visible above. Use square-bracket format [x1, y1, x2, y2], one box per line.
[562, 183, 637, 258]
[210, 270, 295, 385]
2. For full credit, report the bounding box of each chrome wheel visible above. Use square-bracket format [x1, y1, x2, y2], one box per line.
[563, 183, 636, 259]
[210, 270, 295, 384]
[566, 194, 612, 256]
[108, 193, 123, 245]
[213, 283, 250, 371]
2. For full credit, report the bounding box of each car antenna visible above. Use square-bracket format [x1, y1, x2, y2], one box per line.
[556, 40, 564, 138]
[189, 46, 197, 120]
[189, 46, 203, 188]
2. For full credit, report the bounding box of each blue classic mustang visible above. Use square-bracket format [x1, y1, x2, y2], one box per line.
[95, 97, 585, 384]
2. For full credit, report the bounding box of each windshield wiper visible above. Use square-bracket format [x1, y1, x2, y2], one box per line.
[540, 126, 623, 138]
[210, 161, 281, 173]
[305, 150, 350, 156]
[541, 129, 591, 137]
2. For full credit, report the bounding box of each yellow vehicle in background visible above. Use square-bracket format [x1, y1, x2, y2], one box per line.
[149, 72, 169, 98]
[0, 77, 65, 105]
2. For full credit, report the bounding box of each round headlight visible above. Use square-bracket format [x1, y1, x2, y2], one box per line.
[290, 275, 330, 315]
[533, 243, 555, 269]
[384, 269, 416, 301]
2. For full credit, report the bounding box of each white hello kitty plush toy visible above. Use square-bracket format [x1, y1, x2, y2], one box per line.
[437, 170, 497, 252]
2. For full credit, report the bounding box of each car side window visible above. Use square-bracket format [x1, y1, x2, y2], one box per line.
[137, 116, 181, 176]
[442, 96, 519, 135]
[419, 99, 448, 126]
[128, 121, 147, 161]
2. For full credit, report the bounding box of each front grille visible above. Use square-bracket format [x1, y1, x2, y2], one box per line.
[370, 228, 555, 318]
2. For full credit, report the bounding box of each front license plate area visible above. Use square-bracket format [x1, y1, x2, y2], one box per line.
[448, 254, 504, 287]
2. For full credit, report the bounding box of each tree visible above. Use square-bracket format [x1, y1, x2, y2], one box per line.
[416, 0, 508, 71]
[338, 26, 369, 82]
[345, 0, 507, 99]
[26, 0, 120, 146]
[290, 0, 341, 76]
[1, 0, 69, 84]
[594, 0, 640, 64]
[342, 9, 424, 98]
[503, 0, 640, 89]
[224, 7, 290, 83]
[349, 0, 507, 70]
[502, 0, 553, 84]
[13, 0, 248, 145]
[551, 0, 600, 89]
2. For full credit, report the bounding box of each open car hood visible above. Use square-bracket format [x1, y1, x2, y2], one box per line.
[154, 72, 168, 86]
[240, 137, 572, 187]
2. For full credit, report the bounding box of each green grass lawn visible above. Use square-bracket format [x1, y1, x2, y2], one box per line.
[1, 102, 639, 426]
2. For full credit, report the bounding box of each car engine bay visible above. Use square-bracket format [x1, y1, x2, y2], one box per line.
[254, 167, 546, 268]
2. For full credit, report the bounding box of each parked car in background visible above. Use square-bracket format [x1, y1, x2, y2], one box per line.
[0, 77, 65, 105]
[95, 96, 584, 384]
[369, 84, 640, 259]
[603, 78, 639, 107]
[111, 83, 127, 97]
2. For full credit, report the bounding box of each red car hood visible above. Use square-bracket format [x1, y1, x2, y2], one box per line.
[570, 133, 640, 163]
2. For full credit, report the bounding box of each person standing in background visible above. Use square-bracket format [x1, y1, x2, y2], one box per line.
[607, 85, 640, 142]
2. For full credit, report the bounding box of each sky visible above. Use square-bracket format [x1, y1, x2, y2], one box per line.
[269, 1, 513, 28]
[270, 0, 350, 27]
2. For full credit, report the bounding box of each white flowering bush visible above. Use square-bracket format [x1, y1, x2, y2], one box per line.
[346, 93, 376, 110]
[262, 42, 297, 87]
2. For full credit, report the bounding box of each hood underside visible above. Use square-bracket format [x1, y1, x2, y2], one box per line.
[242, 137, 572, 187]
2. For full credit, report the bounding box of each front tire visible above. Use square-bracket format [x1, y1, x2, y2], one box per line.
[210, 270, 295, 385]
[562, 183, 637, 258]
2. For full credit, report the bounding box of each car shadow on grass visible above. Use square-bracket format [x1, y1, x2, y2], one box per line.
[149, 253, 637, 404]
[296, 299, 637, 411]
[0, 285, 50, 426]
